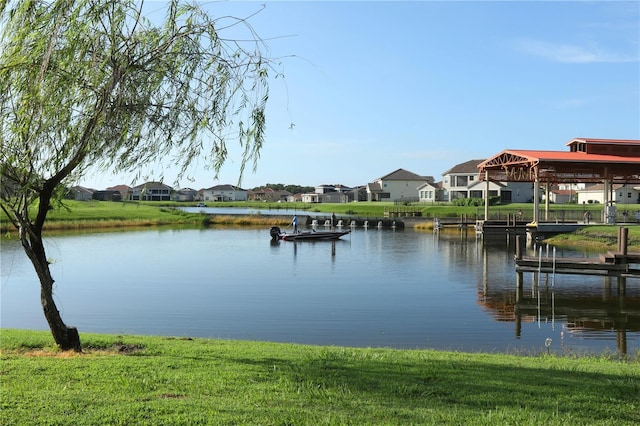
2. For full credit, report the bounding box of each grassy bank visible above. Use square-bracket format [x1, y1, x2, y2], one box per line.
[1, 329, 639, 425]
[0, 200, 291, 233]
[544, 226, 640, 252]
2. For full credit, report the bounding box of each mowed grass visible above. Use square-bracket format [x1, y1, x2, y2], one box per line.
[1, 329, 639, 425]
[544, 225, 640, 252]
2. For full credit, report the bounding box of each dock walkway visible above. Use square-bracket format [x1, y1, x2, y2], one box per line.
[514, 228, 640, 278]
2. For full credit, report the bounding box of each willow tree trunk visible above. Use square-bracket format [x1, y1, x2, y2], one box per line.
[20, 225, 81, 352]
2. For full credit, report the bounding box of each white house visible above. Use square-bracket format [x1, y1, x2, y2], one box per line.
[442, 159, 534, 202]
[577, 183, 640, 205]
[366, 168, 434, 202]
[543, 189, 573, 204]
[201, 184, 248, 202]
[441, 159, 484, 201]
[301, 192, 319, 203]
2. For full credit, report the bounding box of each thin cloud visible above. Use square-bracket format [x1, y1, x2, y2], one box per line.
[514, 39, 638, 63]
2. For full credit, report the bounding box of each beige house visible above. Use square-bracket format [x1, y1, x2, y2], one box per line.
[417, 182, 439, 203]
[366, 168, 434, 202]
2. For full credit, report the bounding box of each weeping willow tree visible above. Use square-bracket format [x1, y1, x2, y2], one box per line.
[0, 0, 272, 351]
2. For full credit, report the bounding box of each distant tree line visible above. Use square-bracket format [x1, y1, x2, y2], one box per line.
[255, 183, 315, 194]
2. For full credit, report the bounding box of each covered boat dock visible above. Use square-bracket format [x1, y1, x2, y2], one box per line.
[477, 138, 640, 227]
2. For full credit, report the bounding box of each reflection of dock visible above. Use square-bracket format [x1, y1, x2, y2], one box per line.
[475, 230, 639, 355]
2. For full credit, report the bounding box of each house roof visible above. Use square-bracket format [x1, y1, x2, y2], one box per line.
[71, 185, 94, 194]
[132, 181, 173, 190]
[417, 182, 438, 190]
[106, 184, 130, 192]
[367, 182, 382, 192]
[206, 184, 246, 191]
[378, 168, 432, 181]
[443, 159, 485, 175]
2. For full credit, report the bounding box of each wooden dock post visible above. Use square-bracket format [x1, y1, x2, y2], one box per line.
[618, 227, 628, 256]
[515, 235, 523, 261]
[515, 236, 523, 295]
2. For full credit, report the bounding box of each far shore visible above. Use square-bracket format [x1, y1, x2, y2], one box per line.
[1, 200, 639, 251]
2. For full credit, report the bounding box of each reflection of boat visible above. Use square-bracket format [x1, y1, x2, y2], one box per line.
[270, 226, 350, 241]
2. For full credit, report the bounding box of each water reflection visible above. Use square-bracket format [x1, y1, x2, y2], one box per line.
[1, 227, 638, 354]
[468, 231, 639, 355]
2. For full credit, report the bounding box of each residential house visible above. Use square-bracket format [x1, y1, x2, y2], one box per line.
[467, 180, 506, 200]
[312, 184, 353, 203]
[278, 190, 293, 202]
[577, 183, 640, 205]
[350, 186, 368, 202]
[366, 169, 434, 202]
[129, 182, 173, 201]
[543, 189, 573, 204]
[301, 192, 319, 203]
[441, 160, 484, 201]
[417, 181, 439, 203]
[285, 193, 303, 203]
[106, 185, 131, 201]
[248, 188, 281, 203]
[69, 186, 94, 201]
[442, 159, 534, 202]
[315, 184, 352, 194]
[92, 189, 122, 201]
[173, 187, 199, 202]
[321, 191, 351, 203]
[201, 184, 248, 202]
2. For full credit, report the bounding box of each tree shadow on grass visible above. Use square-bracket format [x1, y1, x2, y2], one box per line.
[230, 349, 640, 424]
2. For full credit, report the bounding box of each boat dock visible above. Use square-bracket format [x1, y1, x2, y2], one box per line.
[514, 227, 640, 279]
[305, 216, 405, 230]
[432, 215, 477, 230]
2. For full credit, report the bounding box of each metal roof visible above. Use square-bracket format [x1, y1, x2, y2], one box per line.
[478, 139, 640, 184]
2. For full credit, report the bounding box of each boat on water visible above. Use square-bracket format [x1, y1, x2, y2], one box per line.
[270, 226, 350, 241]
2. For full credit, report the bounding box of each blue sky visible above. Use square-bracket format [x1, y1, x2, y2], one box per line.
[83, 1, 639, 190]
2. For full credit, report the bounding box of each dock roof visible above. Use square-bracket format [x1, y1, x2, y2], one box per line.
[478, 139, 640, 184]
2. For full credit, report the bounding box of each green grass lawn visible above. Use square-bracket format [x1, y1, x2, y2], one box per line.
[1, 329, 639, 425]
[3, 202, 640, 424]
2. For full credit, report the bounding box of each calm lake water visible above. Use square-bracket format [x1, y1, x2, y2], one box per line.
[1, 227, 638, 355]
